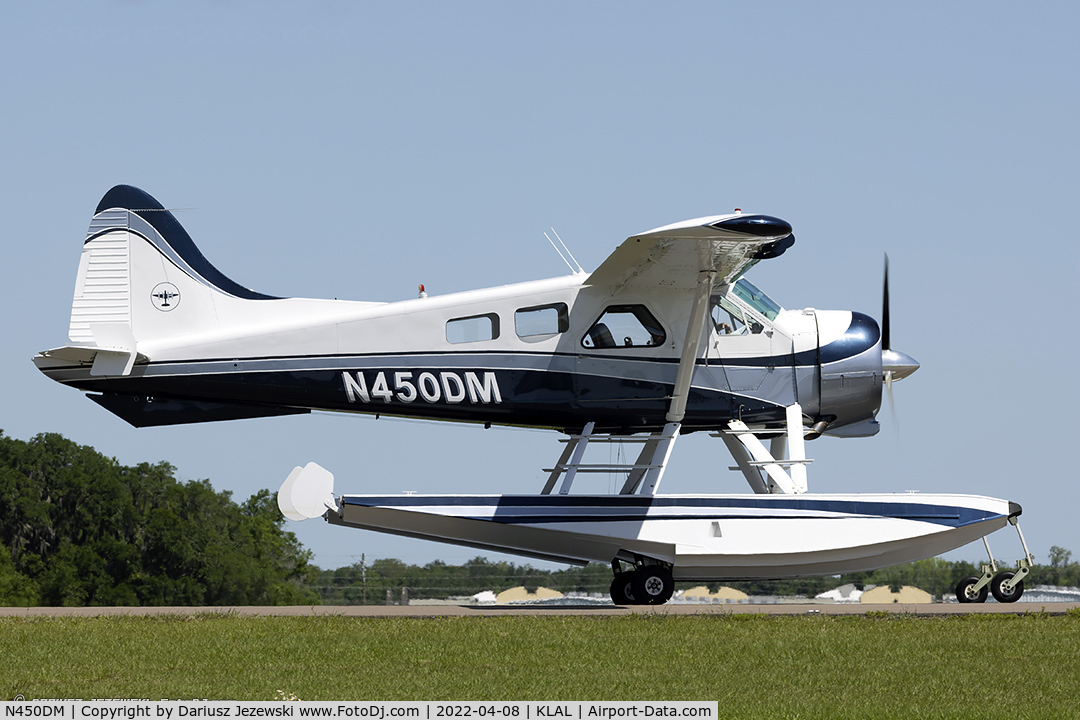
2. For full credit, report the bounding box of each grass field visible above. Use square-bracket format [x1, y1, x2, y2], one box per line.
[2, 612, 1079, 718]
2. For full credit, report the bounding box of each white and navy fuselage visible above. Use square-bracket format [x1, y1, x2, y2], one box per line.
[34, 185, 894, 439]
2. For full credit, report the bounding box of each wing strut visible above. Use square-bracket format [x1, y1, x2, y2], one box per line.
[666, 269, 715, 424]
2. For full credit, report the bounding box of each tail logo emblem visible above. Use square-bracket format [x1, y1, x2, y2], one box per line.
[151, 282, 181, 312]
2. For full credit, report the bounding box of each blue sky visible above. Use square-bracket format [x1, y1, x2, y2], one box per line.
[3, 2, 1078, 572]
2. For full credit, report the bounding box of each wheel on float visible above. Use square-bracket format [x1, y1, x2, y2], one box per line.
[955, 576, 988, 603]
[609, 573, 637, 605]
[990, 570, 1024, 603]
[632, 566, 674, 605]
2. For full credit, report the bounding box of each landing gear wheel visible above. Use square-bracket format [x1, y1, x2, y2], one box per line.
[609, 573, 636, 605]
[991, 570, 1024, 603]
[955, 576, 988, 603]
[632, 566, 674, 605]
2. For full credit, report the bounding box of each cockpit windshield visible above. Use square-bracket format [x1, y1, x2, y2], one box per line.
[731, 278, 782, 321]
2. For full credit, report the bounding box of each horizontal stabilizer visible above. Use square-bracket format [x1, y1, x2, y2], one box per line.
[35, 343, 139, 378]
[88, 393, 309, 427]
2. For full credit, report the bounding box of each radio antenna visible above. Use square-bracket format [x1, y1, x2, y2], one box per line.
[545, 231, 575, 274]
[545, 228, 584, 274]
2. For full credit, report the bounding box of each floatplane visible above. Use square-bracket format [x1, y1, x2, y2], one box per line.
[34, 185, 1033, 604]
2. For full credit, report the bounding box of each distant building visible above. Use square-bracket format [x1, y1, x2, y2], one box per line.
[815, 583, 863, 603]
[495, 586, 564, 604]
[679, 586, 749, 603]
[860, 585, 933, 604]
[472, 590, 497, 605]
[1021, 585, 1080, 603]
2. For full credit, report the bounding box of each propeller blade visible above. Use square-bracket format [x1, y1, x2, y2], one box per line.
[884, 370, 898, 433]
[878, 253, 917, 435]
[882, 253, 891, 351]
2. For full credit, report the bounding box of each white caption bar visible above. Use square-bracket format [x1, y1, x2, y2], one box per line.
[1, 702, 717, 720]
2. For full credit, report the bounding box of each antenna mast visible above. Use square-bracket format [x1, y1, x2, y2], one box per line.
[544, 228, 584, 274]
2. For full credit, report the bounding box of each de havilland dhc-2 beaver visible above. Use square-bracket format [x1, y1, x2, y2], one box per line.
[34, 185, 1035, 605]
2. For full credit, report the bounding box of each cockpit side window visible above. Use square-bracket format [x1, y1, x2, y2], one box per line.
[712, 279, 782, 336]
[582, 305, 666, 349]
[711, 295, 750, 335]
[711, 294, 766, 335]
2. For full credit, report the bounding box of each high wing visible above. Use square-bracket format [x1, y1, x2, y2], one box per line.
[585, 213, 795, 290]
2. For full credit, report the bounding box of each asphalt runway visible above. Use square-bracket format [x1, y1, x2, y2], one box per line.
[2, 602, 1077, 618]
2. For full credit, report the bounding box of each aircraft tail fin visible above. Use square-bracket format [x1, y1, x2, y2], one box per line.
[67, 185, 280, 372]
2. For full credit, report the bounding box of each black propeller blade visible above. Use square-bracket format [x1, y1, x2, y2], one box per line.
[882, 253, 890, 352]
[880, 253, 918, 382]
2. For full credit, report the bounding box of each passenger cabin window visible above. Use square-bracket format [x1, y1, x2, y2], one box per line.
[582, 305, 666, 349]
[515, 303, 569, 338]
[446, 313, 499, 344]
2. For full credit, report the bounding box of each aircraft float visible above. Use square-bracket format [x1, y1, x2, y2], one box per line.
[34, 185, 1034, 605]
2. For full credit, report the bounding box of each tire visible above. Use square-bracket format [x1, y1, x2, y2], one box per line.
[609, 573, 636, 605]
[632, 566, 674, 605]
[990, 570, 1024, 603]
[955, 576, 988, 603]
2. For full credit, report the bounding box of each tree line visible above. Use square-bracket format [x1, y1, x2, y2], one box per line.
[0, 431, 318, 606]
[1, 431, 1078, 606]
